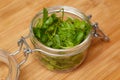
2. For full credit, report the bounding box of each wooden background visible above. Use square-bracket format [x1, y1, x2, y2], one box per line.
[0, 0, 120, 80]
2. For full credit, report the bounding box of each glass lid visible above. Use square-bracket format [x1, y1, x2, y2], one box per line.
[0, 49, 19, 80]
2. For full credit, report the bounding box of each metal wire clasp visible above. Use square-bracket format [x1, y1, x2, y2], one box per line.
[10, 36, 32, 67]
[87, 15, 110, 41]
[92, 23, 110, 41]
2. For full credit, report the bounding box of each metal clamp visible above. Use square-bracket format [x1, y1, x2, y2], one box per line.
[87, 15, 110, 41]
[10, 36, 32, 67]
[92, 22, 110, 41]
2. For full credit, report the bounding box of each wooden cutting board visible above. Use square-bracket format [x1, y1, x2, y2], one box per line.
[0, 0, 120, 80]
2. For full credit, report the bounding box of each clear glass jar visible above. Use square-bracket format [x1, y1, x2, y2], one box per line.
[30, 6, 92, 71]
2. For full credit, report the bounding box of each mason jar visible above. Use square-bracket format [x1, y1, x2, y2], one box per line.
[30, 6, 95, 71]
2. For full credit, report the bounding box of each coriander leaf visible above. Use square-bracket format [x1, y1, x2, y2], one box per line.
[45, 16, 53, 25]
[41, 33, 48, 43]
[36, 19, 42, 28]
[46, 41, 53, 47]
[75, 31, 84, 44]
[43, 8, 48, 24]
[79, 21, 86, 30]
[51, 13, 58, 21]
[33, 8, 91, 49]
[33, 27, 41, 38]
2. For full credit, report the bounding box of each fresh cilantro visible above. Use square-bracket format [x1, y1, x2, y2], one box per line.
[33, 8, 92, 49]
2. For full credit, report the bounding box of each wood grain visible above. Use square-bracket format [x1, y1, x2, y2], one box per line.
[0, 0, 120, 80]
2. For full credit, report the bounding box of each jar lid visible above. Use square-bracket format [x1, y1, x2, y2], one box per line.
[0, 49, 19, 80]
[0, 36, 32, 80]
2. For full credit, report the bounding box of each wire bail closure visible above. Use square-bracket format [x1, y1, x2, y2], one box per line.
[92, 22, 110, 41]
[87, 15, 110, 41]
[10, 36, 32, 67]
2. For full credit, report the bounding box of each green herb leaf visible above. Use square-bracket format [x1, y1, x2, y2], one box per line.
[45, 16, 53, 25]
[43, 8, 48, 24]
[75, 31, 84, 44]
[33, 8, 91, 49]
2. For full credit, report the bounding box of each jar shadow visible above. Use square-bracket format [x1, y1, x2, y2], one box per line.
[82, 38, 105, 65]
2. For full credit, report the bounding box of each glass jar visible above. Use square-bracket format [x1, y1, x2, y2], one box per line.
[29, 6, 109, 71]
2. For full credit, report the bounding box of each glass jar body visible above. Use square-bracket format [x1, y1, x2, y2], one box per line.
[30, 6, 92, 71]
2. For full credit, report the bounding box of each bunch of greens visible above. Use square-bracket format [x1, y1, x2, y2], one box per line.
[33, 8, 91, 49]
[39, 52, 84, 70]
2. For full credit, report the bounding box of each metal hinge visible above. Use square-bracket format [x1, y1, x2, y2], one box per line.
[87, 15, 110, 41]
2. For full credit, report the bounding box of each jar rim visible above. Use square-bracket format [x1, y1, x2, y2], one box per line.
[30, 6, 92, 54]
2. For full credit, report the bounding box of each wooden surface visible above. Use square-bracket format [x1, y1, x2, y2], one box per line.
[0, 0, 120, 80]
